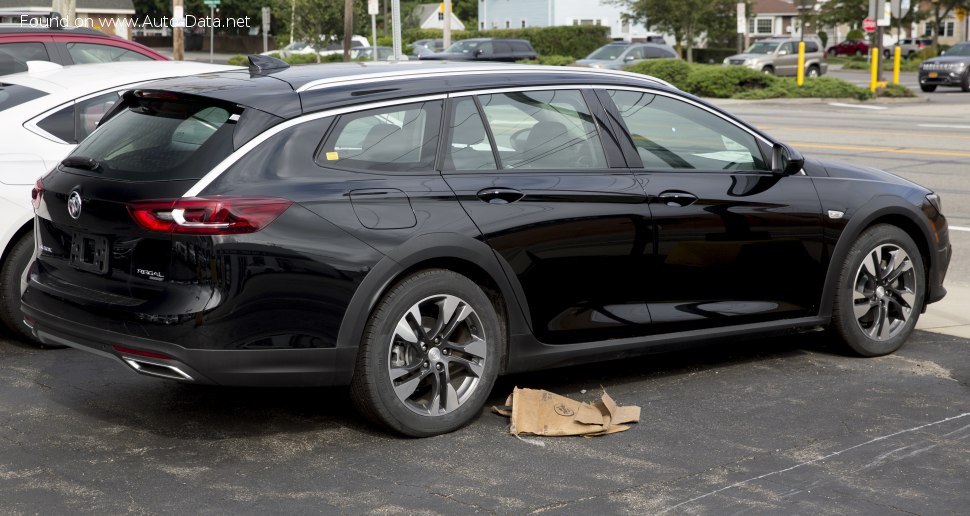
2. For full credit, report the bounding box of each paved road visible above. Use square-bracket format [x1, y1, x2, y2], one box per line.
[826, 67, 970, 105]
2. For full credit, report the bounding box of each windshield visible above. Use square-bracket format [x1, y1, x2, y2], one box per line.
[444, 40, 482, 53]
[67, 96, 239, 181]
[586, 45, 627, 60]
[746, 42, 780, 54]
[283, 41, 307, 51]
[947, 44, 970, 56]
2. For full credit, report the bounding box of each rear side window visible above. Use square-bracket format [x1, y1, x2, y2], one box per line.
[511, 41, 532, 53]
[805, 42, 819, 53]
[443, 97, 496, 171]
[66, 42, 153, 64]
[0, 42, 50, 75]
[478, 89, 607, 170]
[37, 91, 122, 143]
[318, 100, 442, 173]
[0, 83, 47, 111]
[65, 95, 239, 180]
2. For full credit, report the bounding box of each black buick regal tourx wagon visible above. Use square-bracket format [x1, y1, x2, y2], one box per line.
[22, 57, 950, 436]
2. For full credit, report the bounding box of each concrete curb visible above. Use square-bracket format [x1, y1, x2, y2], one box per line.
[709, 96, 929, 105]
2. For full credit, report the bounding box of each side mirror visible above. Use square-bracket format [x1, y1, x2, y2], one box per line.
[771, 142, 804, 176]
[941, 50, 947, 56]
[474, 49, 484, 57]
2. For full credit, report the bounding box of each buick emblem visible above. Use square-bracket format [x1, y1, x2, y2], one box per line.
[67, 191, 82, 220]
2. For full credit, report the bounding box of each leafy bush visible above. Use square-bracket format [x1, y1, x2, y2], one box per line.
[228, 52, 342, 66]
[840, 55, 922, 72]
[517, 55, 576, 66]
[624, 58, 693, 89]
[228, 54, 248, 66]
[877, 83, 916, 97]
[681, 65, 776, 98]
[846, 29, 865, 41]
[731, 77, 872, 100]
[402, 25, 610, 59]
[818, 30, 828, 48]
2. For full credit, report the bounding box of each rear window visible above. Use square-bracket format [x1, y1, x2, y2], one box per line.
[0, 83, 47, 111]
[64, 94, 239, 181]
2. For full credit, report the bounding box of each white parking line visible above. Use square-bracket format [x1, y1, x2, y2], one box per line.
[919, 124, 970, 130]
[828, 102, 888, 110]
[950, 226, 970, 232]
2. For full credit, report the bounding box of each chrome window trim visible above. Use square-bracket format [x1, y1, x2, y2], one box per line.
[295, 64, 673, 93]
[182, 93, 448, 197]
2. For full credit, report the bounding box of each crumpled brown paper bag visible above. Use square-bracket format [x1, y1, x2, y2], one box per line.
[492, 387, 640, 436]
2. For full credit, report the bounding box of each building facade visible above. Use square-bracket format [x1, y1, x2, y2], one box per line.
[477, 0, 653, 40]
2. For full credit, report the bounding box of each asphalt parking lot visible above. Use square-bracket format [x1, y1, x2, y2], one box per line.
[2, 328, 969, 513]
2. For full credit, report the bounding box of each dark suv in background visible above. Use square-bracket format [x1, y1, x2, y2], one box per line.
[918, 42, 970, 92]
[22, 58, 950, 437]
[418, 38, 537, 61]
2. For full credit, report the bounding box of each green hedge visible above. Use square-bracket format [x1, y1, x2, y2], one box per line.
[402, 25, 610, 58]
[625, 60, 914, 100]
[624, 59, 693, 89]
[229, 53, 344, 66]
[517, 55, 576, 66]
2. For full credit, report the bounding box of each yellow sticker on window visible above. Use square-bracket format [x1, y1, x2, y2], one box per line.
[325, 151, 339, 161]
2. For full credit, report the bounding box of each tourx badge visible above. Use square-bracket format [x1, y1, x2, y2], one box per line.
[67, 191, 82, 220]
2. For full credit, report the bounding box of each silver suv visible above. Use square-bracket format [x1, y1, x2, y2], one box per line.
[723, 37, 827, 77]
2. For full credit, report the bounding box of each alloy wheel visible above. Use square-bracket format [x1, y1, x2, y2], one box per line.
[852, 244, 918, 340]
[387, 294, 487, 416]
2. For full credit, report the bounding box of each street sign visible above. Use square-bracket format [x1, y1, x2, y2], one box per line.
[877, 0, 891, 26]
[368, 0, 378, 16]
[203, 0, 220, 6]
[957, 7, 967, 22]
[172, 5, 186, 27]
[862, 17, 876, 32]
[261, 6, 270, 32]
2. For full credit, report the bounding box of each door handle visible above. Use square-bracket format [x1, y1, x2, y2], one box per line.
[657, 190, 698, 207]
[477, 187, 525, 205]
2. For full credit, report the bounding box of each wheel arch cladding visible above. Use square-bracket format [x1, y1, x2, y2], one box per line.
[335, 233, 529, 377]
[820, 200, 935, 319]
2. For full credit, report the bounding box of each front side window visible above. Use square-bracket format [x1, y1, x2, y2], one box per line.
[607, 90, 767, 172]
[478, 90, 607, 170]
[319, 100, 441, 172]
[66, 42, 153, 64]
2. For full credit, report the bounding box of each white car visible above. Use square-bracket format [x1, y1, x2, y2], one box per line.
[262, 36, 370, 58]
[0, 60, 237, 343]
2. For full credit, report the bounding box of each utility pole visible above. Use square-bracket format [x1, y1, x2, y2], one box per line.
[173, 0, 184, 61]
[343, 0, 353, 62]
[52, 0, 75, 26]
[289, 0, 295, 44]
[383, 0, 388, 37]
[443, 0, 451, 48]
[391, 0, 402, 60]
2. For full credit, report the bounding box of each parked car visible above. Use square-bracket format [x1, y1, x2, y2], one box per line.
[0, 60, 236, 342]
[918, 41, 970, 92]
[352, 46, 398, 61]
[22, 58, 950, 436]
[0, 25, 168, 75]
[724, 37, 827, 77]
[411, 38, 443, 55]
[261, 36, 369, 58]
[419, 38, 537, 62]
[827, 39, 869, 57]
[575, 41, 678, 69]
[899, 37, 933, 58]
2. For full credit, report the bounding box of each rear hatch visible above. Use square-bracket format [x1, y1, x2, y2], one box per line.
[30, 91, 242, 321]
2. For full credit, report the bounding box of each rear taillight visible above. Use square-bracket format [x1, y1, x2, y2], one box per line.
[30, 177, 43, 209]
[128, 196, 292, 235]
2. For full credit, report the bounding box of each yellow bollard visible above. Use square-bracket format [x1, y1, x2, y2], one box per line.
[893, 45, 901, 85]
[870, 47, 879, 93]
[797, 41, 806, 86]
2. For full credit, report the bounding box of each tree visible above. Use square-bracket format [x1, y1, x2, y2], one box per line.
[927, 0, 970, 49]
[612, 0, 742, 62]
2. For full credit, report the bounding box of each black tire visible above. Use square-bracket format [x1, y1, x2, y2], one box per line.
[920, 84, 937, 92]
[0, 232, 45, 345]
[961, 71, 970, 92]
[761, 66, 774, 75]
[831, 225, 925, 357]
[350, 269, 503, 437]
[807, 65, 820, 78]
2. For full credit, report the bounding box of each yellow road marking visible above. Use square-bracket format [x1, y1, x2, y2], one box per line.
[759, 126, 970, 141]
[792, 143, 970, 158]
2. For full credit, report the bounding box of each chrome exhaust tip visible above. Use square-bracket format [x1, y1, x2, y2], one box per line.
[122, 357, 194, 381]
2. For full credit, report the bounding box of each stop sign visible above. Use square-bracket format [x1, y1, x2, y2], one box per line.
[862, 18, 876, 32]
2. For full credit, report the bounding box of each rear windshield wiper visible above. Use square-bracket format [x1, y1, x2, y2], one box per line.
[61, 156, 101, 171]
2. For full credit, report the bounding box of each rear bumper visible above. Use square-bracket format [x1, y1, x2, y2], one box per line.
[21, 301, 357, 387]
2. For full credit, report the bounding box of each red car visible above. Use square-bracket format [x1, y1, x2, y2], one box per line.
[0, 24, 168, 75]
[827, 39, 869, 56]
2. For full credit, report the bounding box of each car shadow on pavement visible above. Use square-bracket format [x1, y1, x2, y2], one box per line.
[13, 331, 855, 440]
